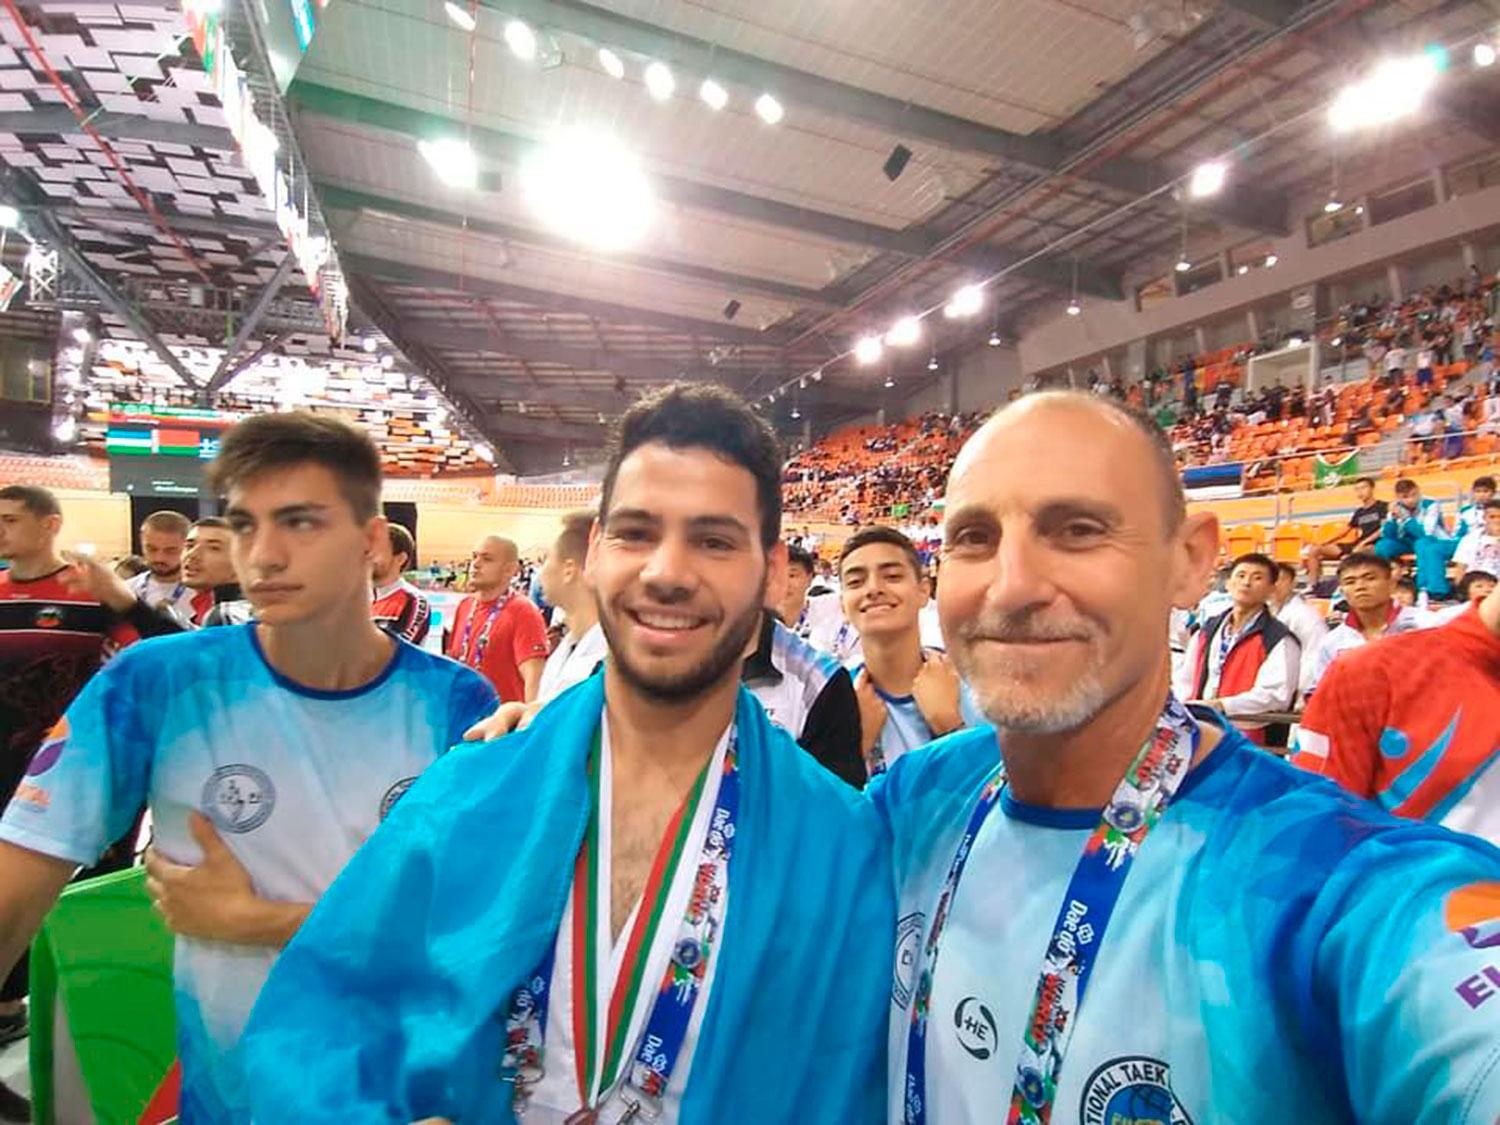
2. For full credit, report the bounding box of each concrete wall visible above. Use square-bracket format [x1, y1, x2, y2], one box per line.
[1019, 170, 1500, 377]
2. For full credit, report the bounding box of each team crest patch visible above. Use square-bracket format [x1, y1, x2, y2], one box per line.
[26, 718, 68, 777]
[379, 777, 418, 820]
[893, 911, 925, 1009]
[201, 765, 276, 833]
[34, 606, 63, 629]
[1080, 1056, 1193, 1125]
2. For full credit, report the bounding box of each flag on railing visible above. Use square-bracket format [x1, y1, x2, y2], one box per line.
[1182, 462, 1244, 500]
[1314, 449, 1360, 488]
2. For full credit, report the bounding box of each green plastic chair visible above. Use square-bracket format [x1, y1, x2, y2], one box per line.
[29, 866, 177, 1125]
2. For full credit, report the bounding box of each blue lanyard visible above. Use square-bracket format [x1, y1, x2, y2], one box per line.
[503, 730, 741, 1119]
[458, 594, 508, 667]
[902, 696, 1200, 1125]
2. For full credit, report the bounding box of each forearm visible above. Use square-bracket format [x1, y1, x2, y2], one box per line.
[224, 897, 314, 948]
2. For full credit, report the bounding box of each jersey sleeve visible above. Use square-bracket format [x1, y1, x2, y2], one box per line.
[1293, 652, 1384, 797]
[395, 592, 432, 647]
[1312, 831, 1500, 1123]
[797, 667, 866, 789]
[508, 599, 550, 668]
[0, 649, 157, 866]
[444, 668, 500, 749]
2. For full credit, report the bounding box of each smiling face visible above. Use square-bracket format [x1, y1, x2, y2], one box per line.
[939, 398, 1215, 734]
[224, 463, 384, 627]
[588, 442, 782, 702]
[839, 542, 924, 642]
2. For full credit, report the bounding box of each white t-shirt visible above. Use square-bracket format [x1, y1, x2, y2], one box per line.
[523, 718, 728, 1123]
[537, 622, 607, 703]
[1454, 531, 1500, 576]
[127, 570, 197, 621]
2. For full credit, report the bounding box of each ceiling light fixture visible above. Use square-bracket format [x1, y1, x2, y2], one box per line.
[886, 315, 921, 347]
[503, 19, 537, 60]
[644, 61, 675, 101]
[754, 93, 784, 124]
[1175, 255, 1191, 273]
[699, 78, 728, 111]
[520, 127, 655, 251]
[1329, 53, 1441, 131]
[442, 0, 474, 31]
[811, 368, 823, 382]
[854, 335, 884, 365]
[1475, 43, 1497, 67]
[927, 354, 939, 371]
[1324, 196, 1343, 213]
[943, 284, 984, 319]
[883, 374, 895, 389]
[988, 330, 1002, 347]
[418, 136, 479, 190]
[362, 336, 378, 354]
[790, 405, 801, 419]
[1066, 299, 1082, 317]
[1265, 253, 1278, 267]
[1188, 160, 1227, 199]
[597, 47, 625, 79]
[381, 354, 395, 369]
[1237, 264, 1250, 275]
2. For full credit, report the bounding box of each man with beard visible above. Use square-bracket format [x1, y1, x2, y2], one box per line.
[125, 509, 196, 621]
[874, 392, 1500, 1124]
[240, 384, 892, 1124]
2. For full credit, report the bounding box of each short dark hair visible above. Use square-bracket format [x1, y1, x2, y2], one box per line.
[1473, 476, 1496, 491]
[1394, 478, 1418, 495]
[1486, 499, 1500, 514]
[600, 383, 782, 550]
[555, 509, 596, 564]
[141, 510, 191, 537]
[0, 484, 60, 518]
[1274, 561, 1298, 583]
[786, 543, 815, 575]
[192, 516, 230, 531]
[387, 523, 417, 571]
[839, 525, 921, 578]
[1230, 552, 1276, 581]
[1354, 476, 1376, 488]
[1337, 550, 1392, 578]
[983, 391, 1185, 533]
[1458, 570, 1497, 599]
[209, 412, 382, 521]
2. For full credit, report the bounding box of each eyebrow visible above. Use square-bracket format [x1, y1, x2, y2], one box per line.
[225, 502, 331, 522]
[945, 498, 1125, 533]
[606, 508, 752, 536]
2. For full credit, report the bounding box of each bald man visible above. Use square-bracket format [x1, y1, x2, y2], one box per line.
[445, 535, 548, 702]
[874, 392, 1500, 1124]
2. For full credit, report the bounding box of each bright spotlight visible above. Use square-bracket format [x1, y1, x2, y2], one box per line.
[1188, 160, 1227, 199]
[988, 330, 1001, 348]
[1175, 256, 1191, 273]
[699, 78, 728, 111]
[943, 284, 984, 319]
[381, 353, 395, 369]
[52, 417, 77, 443]
[521, 127, 655, 251]
[1331, 336, 1343, 346]
[644, 61, 675, 101]
[885, 315, 921, 347]
[754, 93, 784, 124]
[1476, 43, 1497, 68]
[1237, 264, 1250, 276]
[1329, 53, 1441, 132]
[503, 20, 537, 61]
[882, 374, 895, 389]
[362, 336, 378, 354]
[927, 356, 939, 371]
[1265, 254, 1278, 267]
[790, 406, 802, 420]
[1324, 197, 1343, 213]
[418, 137, 479, 190]
[598, 47, 625, 79]
[1066, 299, 1082, 317]
[0, 204, 18, 229]
[854, 336, 884, 365]
[442, 1, 474, 31]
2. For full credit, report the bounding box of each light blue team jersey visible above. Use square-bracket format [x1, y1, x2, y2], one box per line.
[0, 624, 497, 1124]
[873, 716, 1500, 1124]
[855, 663, 985, 774]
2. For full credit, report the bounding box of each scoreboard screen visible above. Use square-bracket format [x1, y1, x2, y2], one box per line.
[106, 404, 232, 498]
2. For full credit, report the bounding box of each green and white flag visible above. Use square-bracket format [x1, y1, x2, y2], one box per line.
[1314, 449, 1360, 488]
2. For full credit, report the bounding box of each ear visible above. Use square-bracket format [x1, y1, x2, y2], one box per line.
[1169, 512, 1220, 611]
[763, 540, 789, 610]
[363, 515, 389, 564]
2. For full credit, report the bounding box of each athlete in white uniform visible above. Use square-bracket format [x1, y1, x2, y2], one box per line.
[535, 509, 608, 704]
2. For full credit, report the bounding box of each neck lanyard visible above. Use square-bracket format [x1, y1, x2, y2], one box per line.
[902, 695, 1200, 1125]
[458, 593, 509, 667]
[505, 726, 740, 1122]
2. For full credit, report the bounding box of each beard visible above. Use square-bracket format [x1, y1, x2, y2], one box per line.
[950, 605, 1111, 735]
[150, 562, 181, 579]
[598, 590, 764, 704]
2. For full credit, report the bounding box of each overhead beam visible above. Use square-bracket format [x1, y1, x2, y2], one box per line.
[396, 319, 678, 382]
[341, 251, 792, 348]
[1211, 0, 1305, 30]
[206, 255, 298, 395]
[0, 108, 235, 150]
[1, 167, 203, 389]
[289, 82, 1123, 300]
[477, 0, 1287, 235]
[318, 183, 842, 310]
[481, 414, 609, 444]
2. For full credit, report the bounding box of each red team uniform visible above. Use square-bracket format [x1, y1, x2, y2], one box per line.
[370, 579, 432, 646]
[1295, 607, 1500, 840]
[444, 591, 548, 702]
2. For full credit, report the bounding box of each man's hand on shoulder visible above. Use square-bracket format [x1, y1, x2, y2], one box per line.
[912, 652, 964, 736]
[463, 699, 544, 742]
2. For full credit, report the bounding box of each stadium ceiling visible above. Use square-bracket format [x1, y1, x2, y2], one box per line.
[3, 0, 1500, 472]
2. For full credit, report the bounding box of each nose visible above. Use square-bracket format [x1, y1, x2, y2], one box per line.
[978, 525, 1059, 617]
[639, 534, 695, 602]
[242, 525, 286, 576]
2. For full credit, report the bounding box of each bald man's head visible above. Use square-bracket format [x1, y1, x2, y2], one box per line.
[937, 391, 1217, 734]
[468, 534, 521, 594]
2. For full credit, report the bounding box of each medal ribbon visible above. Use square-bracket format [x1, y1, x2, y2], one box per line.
[503, 728, 739, 1119]
[901, 695, 1200, 1125]
[458, 592, 510, 668]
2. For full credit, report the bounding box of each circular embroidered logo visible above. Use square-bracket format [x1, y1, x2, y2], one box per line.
[1080, 1056, 1194, 1125]
[201, 765, 276, 834]
[379, 776, 418, 820]
[34, 606, 63, 629]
